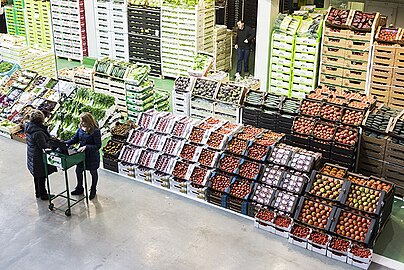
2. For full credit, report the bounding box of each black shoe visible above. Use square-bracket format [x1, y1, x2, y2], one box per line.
[71, 188, 84, 195]
[89, 189, 97, 200]
[36, 194, 40, 198]
[40, 194, 55, 200]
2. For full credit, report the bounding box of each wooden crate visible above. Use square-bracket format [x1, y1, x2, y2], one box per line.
[371, 66, 393, 85]
[358, 155, 384, 177]
[385, 139, 404, 165]
[323, 36, 347, 48]
[321, 65, 344, 77]
[324, 26, 349, 38]
[369, 84, 390, 104]
[346, 39, 371, 51]
[374, 43, 396, 59]
[344, 69, 367, 81]
[320, 74, 343, 86]
[345, 49, 369, 62]
[342, 78, 366, 91]
[383, 162, 404, 196]
[322, 46, 347, 58]
[322, 55, 345, 67]
[389, 86, 404, 109]
[361, 133, 388, 160]
[395, 46, 404, 62]
[392, 72, 404, 87]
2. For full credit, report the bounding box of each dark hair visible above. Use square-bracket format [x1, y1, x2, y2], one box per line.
[30, 110, 45, 124]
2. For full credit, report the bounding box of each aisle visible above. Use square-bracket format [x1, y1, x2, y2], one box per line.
[0, 137, 392, 269]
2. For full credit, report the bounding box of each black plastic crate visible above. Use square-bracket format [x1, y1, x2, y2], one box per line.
[226, 195, 250, 215]
[206, 189, 227, 208]
[103, 157, 119, 173]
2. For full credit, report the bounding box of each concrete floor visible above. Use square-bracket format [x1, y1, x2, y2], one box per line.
[0, 137, 394, 270]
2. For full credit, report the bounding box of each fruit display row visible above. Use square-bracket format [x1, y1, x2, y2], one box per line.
[325, 7, 378, 32]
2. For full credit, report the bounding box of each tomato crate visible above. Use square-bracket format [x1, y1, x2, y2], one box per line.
[346, 39, 371, 52]
[342, 78, 366, 91]
[324, 26, 349, 38]
[345, 49, 369, 62]
[322, 46, 347, 58]
[344, 68, 367, 81]
[320, 74, 343, 86]
[347, 30, 373, 41]
[389, 87, 404, 109]
[323, 36, 347, 48]
[321, 65, 344, 77]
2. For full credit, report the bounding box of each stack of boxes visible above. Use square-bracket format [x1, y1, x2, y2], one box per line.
[269, 14, 323, 98]
[5, 0, 26, 36]
[161, 0, 215, 78]
[127, 4, 161, 77]
[25, 0, 53, 51]
[94, 0, 129, 61]
[50, 0, 88, 61]
[213, 25, 232, 72]
[0, 34, 56, 78]
[320, 9, 379, 94]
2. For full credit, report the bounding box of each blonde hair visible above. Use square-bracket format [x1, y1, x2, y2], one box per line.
[30, 110, 45, 124]
[80, 112, 98, 134]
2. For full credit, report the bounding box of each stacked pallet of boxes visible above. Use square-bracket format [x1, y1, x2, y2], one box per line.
[4, 0, 26, 36]
[172, 76, 194, 117]
[214, 82, 246, 122]
[127, 3, 162, 76]
[268, 14, 299, 96]
[58, 66, 93, 89]
[291, 16, 323, 99]
[94, 0, 129, 61]
[124, 64, 155, 121]
[213, 25, 232, 72]
[50, 0, 88, 61]
[190, 77, 219, 120]
[0, 34, 56, 78]
[161, 0, 215, 78]
[93, 58, 129, 113]
[368, 27, 404, 110]
[25, 0, 53, 51]
[320, 8, 379, 93]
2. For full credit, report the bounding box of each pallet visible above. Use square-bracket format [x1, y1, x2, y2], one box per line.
[360, 133, 388, 161]
[385, 139, 404, 165]
[357, 155, 384, 177]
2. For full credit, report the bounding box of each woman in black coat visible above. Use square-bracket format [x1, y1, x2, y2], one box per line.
[25, 110, 57, 200]
[66, 112, 101, 200]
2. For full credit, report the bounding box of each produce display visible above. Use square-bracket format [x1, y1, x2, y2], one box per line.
[273, 215, 292, 228]
[326, 8, 350, 26]
[297, 198, 332, 229]
[198, 148, 219, 168]
[207, 132, 227, 149]
[376, 27, 400, 42]
[155, 155, 176, 174]
[329, 237, 351, 252]
[189, 127, 208, 144]
[312, 122, 335, 141]
[192, 78, 219, 99]
[256, 208, 276, 222]
[290, 224, 310, 239]
[162, 137, 183, 156]
[229, 179, 252, 198]
[345, 184, 382, 213]
[293, 117, 315, 135]
[252, 184, 276, 205]
[263, 93, 283, 109]
[103, 140, 124, 158]
[272, 191, 298, 214]
[289, 153, 314, 173]
[300, 100, 322, 117]
[180, 143, 198, 161]
[392, 119, 404, 138]
[321, 164, 347, 178]
[341, 109, 364, 126]
[364, 114, 390, 133]
[334, 210, 372, 242]
[351, 11, 376, 31]
[172, 161, 190, 179]
[320, 104, 342, 121]
[247, 143, 270, 161]
[219, 154, 240, 174]
[351, 245, 372, 259]
[269, 146, 293, 166]
[309, 230, 329, 246]
[192, 53, 212, 71]
[0, 61, 14, 74]
[239, 160, 261, 180]
[262, 165, 284, 186]
[174, 77, 191, 92]
[210, 173, 232, 192]
[227, 137, 249, 155]
[216, 84, 243, 104]
[334, 126, 358, 146]
[245, 91, 264, 105]
[282, 98, 301, 114]
[308, 173, 344, 201]
[281, 170, 306, 194]
[190, 167, 210, 185]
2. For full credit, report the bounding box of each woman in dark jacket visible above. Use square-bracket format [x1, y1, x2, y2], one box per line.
[66, 112, 101, 200]
[25, 110, 57, 200]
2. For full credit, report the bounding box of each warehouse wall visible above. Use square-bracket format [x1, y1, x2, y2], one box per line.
[84, 0, 97, 58]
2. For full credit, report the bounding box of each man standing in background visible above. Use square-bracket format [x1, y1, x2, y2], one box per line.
[235, 20, 255, 78]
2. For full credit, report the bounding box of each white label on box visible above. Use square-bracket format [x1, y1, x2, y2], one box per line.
[294, 61, 315, 70]
[295, 37, 317, 46]
[294, 69, 314, 77]
[295, 45, 316, 54]
[272, 64, 291, 74]
[272, 57, 291, 66]
[294, 76, 312, 85]
[295, 53, 315, 62]
[273, 49, 292, 59]
[273, 41, 293, 51]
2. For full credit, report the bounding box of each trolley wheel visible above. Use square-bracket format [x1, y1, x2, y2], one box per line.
[65, 209, 71, 216]
[49, 203, 54, 211]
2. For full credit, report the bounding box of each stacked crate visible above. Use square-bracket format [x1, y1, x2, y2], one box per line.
[127, 4, 161, 76]
[25, 0, 53, 51]
[161, 0, 215, 78]
[390, 47, 404, 109]
[320, 11, 379, 94]
[94, 0, 129, 61]
[5, 0, 26, 37]
[50, 0, 88, 61]
[213, 25, 232, 72]
[0, 34, 56, 78]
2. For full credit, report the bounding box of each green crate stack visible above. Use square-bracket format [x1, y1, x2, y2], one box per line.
[4, 5, 26, 37]
[25, 0, 53, 51]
